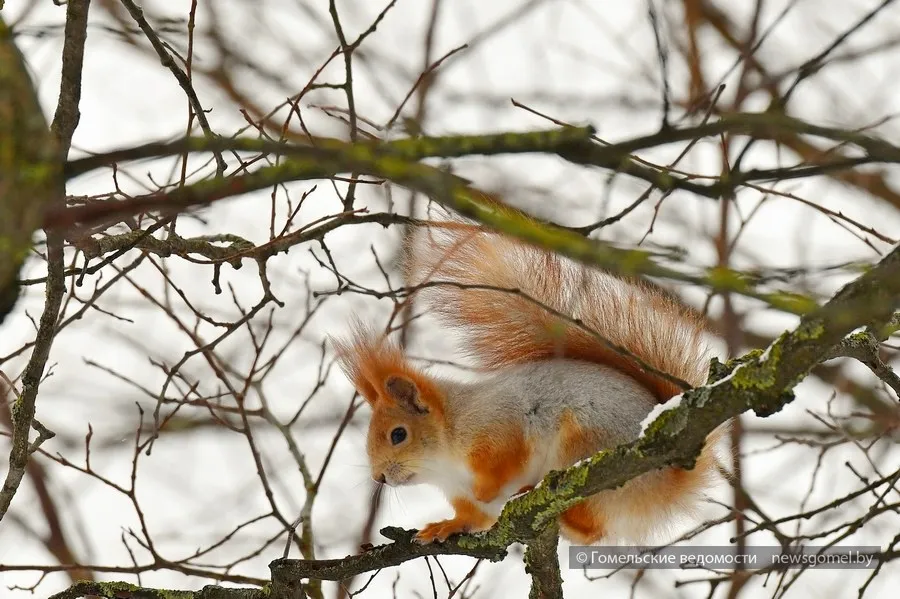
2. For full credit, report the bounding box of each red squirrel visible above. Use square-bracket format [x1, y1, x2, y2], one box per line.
[333, 208, 721, 545]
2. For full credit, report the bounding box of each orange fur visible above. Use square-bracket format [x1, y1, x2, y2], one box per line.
[659, 425, 724, 502]
[560, 501, 606, 544]
[416, 497, 493, 543]
[332, 321, 445, 419]
[557, 409, 601, 462]
[467, 428, 531, 503]
[556, 410, 608, 542]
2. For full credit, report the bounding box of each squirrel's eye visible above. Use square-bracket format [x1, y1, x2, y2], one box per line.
[390, 427, 407, 445]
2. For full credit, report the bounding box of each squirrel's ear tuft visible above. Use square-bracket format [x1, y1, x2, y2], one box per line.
[330, 320, 383, 406]
[385, 375, 429, 414]
[330, 320, 445, 418]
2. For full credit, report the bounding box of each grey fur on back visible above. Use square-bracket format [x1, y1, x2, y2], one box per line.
[444, 359, 657, 450]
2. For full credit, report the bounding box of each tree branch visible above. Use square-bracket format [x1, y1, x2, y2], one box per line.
[47, 581, 267, 599]
[826, 331, 900, 398]
[119, 0, 227, 175]
[64, 112, 900, 188]
[524, 523, 563, 599]
[63, 125, 596, 180]
[269, 526, 505, 582]
[0, 17, 61, 325]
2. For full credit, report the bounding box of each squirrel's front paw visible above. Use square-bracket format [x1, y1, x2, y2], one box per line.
[414, 519, 470, 544]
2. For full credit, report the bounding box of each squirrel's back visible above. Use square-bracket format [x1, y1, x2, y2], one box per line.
[466, 360, 656, 446]
[405, 213, 709, 401]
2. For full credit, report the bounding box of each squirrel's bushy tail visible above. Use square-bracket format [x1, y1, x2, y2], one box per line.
[405, 212, 709, 402]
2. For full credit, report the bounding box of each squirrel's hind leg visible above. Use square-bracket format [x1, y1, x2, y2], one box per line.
[559, 498, 607, 544]
[554, 410, 609, 544]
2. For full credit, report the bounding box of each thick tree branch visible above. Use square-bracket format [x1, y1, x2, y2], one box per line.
[0, 18, 60, 325]
[524, 523, 563, 599]
[63, 125, 596, 180]
[47, 581, 267, 599]
[64, 112, 900, 186]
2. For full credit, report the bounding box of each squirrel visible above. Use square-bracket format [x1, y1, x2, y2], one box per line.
[333, 206, 721, 545]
